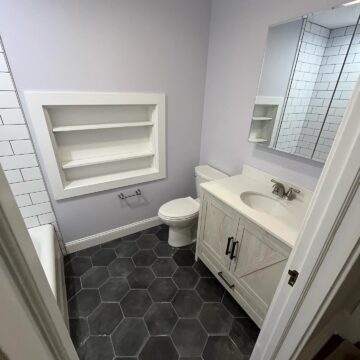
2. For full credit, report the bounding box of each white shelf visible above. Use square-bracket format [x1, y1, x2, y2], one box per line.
[62, 151, 155, 169]
[252, 117, 272, 121]
[249, 138, 268, 143]
[53, 121, 153, 132]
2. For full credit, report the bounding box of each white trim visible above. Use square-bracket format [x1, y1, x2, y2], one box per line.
[65, 216, 163, 253]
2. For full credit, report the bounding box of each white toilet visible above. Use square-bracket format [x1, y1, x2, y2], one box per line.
[158, 165, 228, 247]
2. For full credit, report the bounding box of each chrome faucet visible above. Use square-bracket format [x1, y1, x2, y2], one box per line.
[271, 179, 300, 201]
[271, 179, 286, 198]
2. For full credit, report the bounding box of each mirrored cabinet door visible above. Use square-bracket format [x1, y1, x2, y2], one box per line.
[250, 4, 360, 163]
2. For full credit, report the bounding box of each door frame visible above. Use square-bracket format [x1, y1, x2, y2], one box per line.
[251, 80, 360, 359]
[0, 165, 78, 359]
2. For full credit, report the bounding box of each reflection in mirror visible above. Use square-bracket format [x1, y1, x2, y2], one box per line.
[250, 4, 360, 163]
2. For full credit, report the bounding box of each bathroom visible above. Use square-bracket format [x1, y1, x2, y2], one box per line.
[0, 0, 359, 359]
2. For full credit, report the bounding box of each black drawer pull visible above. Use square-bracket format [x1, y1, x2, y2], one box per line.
[226, 237, 233, 255]
[218, 272, 234, 289]
[230, 241, 239, 260]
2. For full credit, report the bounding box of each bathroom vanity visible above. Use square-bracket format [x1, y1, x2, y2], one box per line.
[195, 166, 312, 327]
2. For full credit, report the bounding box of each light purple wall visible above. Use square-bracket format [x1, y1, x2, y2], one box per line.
[0, 0, 212, 242]
[200, 0, 346, 190]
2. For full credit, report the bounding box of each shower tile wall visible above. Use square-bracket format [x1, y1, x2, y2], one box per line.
[277, 22, 360, 160]
[0, 38, 59, 231]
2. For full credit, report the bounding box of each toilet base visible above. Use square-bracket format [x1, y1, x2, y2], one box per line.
[168, 222, 197, 248]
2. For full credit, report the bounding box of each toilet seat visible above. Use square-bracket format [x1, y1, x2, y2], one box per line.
[158, 197, 200, 220]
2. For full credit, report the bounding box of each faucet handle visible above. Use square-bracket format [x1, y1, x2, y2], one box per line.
[286, 187, 300, 201]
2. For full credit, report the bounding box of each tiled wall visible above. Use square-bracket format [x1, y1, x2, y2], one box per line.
[276, 21, 360, 161]
[0, 38, 60, 232]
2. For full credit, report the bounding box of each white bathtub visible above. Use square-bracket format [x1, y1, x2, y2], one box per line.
[28, 224, 68, 323]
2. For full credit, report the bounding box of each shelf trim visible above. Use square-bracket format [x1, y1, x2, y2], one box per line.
[248, 138, 268, 143]
[53, 121, 153, 132]
[252, 117, 272, 121]
[62, 151, 155, 169]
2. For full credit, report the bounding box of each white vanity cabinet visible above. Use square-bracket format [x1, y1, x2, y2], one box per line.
[196, 191, 292, 327]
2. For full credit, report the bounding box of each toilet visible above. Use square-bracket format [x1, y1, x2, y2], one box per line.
[158, 165, 228, 247]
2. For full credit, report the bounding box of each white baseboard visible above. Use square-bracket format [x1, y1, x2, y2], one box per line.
[65, 216, 162, 253]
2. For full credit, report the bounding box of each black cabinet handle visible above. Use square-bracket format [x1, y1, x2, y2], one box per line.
[230, 241, 239, 260]
[218, 272, 234, 289]
[226, 237, 233, 255]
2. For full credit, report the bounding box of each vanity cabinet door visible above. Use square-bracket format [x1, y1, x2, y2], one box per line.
[229, 219, 291, 324]
[198, 193, 240, 271]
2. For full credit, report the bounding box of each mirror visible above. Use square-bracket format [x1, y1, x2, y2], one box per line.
[250, 3, 360, 163]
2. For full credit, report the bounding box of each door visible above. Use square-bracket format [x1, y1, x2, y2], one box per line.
[200, 193, 240, 270]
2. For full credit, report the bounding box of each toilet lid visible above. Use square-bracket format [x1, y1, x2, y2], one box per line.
[159, 197, 200, 219]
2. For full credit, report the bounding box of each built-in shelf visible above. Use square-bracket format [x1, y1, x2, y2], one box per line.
[25, 92, 166, 199]
[252, 117, 272, 121]
[53, 121, 153, 132]
[62, 151, 155, 169]
[249, 138, 268, 143]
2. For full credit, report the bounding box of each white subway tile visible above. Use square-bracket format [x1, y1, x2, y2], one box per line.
[0, 42, 3, 52]
[0, 153, 38, 170]
[4, 169, 22, 183]
[331, 27, 346, 38]
[0, 73, 14, 90]
[10, 179, 45, 195]
[0, 53, 8, 72]
[10, 139, 34, 154]
[15, 194, 32, 207]
[0, 91, 19, 108]
[0, 124, 29, 141]
[0, 141, 13, 156]
[20, 202, 52, 218]
[30, 191, 49, 204]
[0, 109, 24, 124]
[21, 167, 42, 181]
[38, 212, 56, 225]
[24, 216, 40, 228]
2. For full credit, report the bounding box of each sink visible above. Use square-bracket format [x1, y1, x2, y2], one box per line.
[240, 191, 289, 217]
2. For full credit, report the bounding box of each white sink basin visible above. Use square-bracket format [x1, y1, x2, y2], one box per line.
[240, 191, 289, 217]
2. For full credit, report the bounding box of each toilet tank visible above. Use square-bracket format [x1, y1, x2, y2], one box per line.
[195, 165, 228, 198]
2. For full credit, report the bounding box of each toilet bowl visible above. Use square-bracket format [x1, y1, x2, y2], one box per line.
[158, 165, 228, 247]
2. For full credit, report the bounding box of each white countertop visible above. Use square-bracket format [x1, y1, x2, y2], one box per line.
[200, 165, 313, 248]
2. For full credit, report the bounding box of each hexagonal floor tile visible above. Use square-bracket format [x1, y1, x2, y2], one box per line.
[156, 227, 169, 242]
[143, 226, 161, 234]
[68, 289, 101, 318]
[81, 267, 109, 289]
[229, 317, 259, 356]
[127, 268, 155, 289]
[144, 303, 178, 335]
[69, 318, 89, 348]
[173, 250, 195, 266]
[173, 267, 199, 288]
[137, 234, 159, 249]
[88, 303, 123, 335]
[65, 256, 92, 277]
[154, 242, 177, 257]
[111, 318, 149, 357]
[120, 290, 152, 317]
[196, 278, 225, 302]
[115, 241, 139, 257]
[172, 290, 203, 318]
[199, 303, 232, 334]
[222, 291, 249, 318]
[151, 258, 177, 277]
[172, 319, 208, 357]
[108, 258, 134, 277]
[101, 238, 122, 248]
[65, 277, 82, 299]
[99, 277, 129, 302]
[76, 245, 101, 257]
[148, 278, 178, 302]
[193, 260, 214, 278]
[122, 232, 143, 241]
[91, 248, 116, 266]
[77, 335, 114, 360]
[139, 336, 178, 360]
[132, 250, 156, 267]
[202, 336, 242, 360]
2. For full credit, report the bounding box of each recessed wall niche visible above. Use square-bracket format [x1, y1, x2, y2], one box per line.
[25, 92, 166, 200]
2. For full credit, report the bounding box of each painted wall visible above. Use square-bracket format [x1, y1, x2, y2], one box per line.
[0, 0, 212, 243]
[0, 39, 59, 233]
[200, 0, 348, 190]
